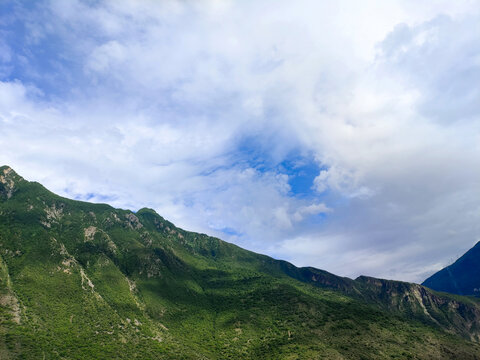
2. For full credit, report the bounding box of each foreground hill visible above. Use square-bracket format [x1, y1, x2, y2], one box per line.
[423, 242, 480, 297]
[1, 165, 480, 359]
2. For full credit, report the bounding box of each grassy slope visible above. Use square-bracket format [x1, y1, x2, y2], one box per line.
[1, 166, 480, 359]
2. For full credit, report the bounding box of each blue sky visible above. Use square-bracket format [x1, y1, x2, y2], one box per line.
[1, 0, 480, 282]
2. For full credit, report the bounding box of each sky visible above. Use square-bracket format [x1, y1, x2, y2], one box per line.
[1, 0, 479, 283]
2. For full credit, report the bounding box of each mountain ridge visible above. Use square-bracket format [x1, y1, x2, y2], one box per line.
[1, 165, 480, 359]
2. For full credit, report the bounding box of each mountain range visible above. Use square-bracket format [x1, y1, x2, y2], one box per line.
[1, 165, 480, 359]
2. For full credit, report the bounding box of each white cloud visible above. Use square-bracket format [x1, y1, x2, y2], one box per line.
[1, 0, 480, 283]
[293, 203, 331, 222]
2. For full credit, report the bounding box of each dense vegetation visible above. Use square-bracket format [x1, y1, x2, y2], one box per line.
[1, 165, 480, 359]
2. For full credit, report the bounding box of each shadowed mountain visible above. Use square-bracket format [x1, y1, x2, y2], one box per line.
[1, 165, 480, 359]
[423, 242, 480, 297]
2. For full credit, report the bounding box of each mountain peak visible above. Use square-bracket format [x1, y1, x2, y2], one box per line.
[0, 165, 23, 199]
[0, 165, 23, 180]
[0, 165, 14, 175]
[423, 241, 480, 296]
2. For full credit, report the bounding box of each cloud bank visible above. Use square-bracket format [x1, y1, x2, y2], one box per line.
[1, 0, 479, 282]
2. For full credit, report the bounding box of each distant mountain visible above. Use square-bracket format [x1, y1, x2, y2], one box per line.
[423, 242, 480, 297]
[1, 165, 480, 359]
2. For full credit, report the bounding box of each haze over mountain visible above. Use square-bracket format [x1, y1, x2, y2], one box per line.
[1, 165, 480, 359]
[1, 1, 480, 284]
[423, 242, 480, 297]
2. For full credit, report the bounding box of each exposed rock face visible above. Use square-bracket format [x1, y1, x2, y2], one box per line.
[356, 276, 480, 342]
[84, 226, 98, 242]
[41, 203, 65, 228]
[84, 226, 117, 253]
[45, 203, 64, 221]
[125, 213, 143, 230]
[0, 167, 16, 199]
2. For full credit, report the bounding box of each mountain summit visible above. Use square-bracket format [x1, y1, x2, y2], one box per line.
[1, 166, 480, 359]
[423, 241, 480, 296]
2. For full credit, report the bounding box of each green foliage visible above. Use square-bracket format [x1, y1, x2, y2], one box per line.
[0, 166, 480, 359]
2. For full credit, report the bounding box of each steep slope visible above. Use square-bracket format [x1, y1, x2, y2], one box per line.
[357, 276, 480, 342]
[423, 242, 480, 296]
[1, 165, 480, 359]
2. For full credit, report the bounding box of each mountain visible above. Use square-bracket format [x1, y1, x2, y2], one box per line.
[1, 165, 480, 359]
[423, 242, 480, 297]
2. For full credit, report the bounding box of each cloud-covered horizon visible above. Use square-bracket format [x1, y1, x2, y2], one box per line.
[1, 0, 479, 283]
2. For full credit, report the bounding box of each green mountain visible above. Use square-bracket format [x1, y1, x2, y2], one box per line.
[1, 165, 480, 359]
[423, 242, 480, 297]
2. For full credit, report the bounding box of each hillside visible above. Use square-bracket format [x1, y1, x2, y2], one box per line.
[423, 242, 480, 297]
[1, 165, 480, 359]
